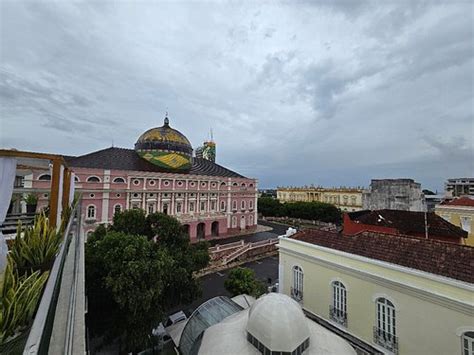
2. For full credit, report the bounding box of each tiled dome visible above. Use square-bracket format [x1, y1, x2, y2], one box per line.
[135, 115, 193, 170]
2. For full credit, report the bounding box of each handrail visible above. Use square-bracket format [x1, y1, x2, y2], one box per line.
[23, 204, 79, 354]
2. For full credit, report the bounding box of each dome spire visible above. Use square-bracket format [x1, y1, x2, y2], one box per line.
[164, 111, 169, 126]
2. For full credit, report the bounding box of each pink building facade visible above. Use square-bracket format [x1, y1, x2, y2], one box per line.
[31, 118, 258, 241]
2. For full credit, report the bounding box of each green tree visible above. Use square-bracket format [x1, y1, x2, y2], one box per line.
[110, 209, 150, 237]
[86, 210, 210, 353]
[224, 267, 266, 297]
[258, 197, 284, 217]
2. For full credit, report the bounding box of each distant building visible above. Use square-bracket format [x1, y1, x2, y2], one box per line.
[362, 179, 425, 211]
[277, 186, 365, 212]
[195, 140, 216, 162]
[173, 293, 356, 355]
[424, 194, 444, 212]
[343, 209, 467, 244]
[278, 229, 474, 355]
[435, 197, 474, 246]
[257, 189, 277, 198]
[445, 177, 474, 197]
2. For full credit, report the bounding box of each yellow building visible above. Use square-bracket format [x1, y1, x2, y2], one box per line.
[435, 197, 474, 246]
[278, 229, 474, 355]
[277, 186, 365, 212]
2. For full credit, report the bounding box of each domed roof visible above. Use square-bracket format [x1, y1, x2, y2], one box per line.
[135, 115, 193, 170]
[246, 293, 310, 352]
[135, 116, 193, 155]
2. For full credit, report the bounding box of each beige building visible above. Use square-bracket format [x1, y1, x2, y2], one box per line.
[278, 229, 474, 355]
[436, 197, 474, 246]
[277, 186, 365, 212]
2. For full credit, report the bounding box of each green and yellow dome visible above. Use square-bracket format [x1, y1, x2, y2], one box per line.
[135, 116, 193, 170]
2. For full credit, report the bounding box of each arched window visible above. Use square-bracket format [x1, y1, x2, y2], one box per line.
[113, 177, 126, 183]
[114, 204, 122, 215]
[249, 200, 253, 210]
[241, 200, 246, 210]
[220, 201, 225, 211]
[249, 214, 254, 225]
[374, 298, 397, 352]
[74, 176, 80, 182]
[241, 182, 246, 187]
[232, 216, 237, 228]
[330, 281, 347, 327]
[232, 200, 237, 210]
[291, 266, 303, 301]
[87, 176, 101, 183]
[462, 332, 474, 355]
[38, 174, 51, 181]
[220, 182, 227, 187]
[87, 205, 96, 219]
[232, 182, 238, 187]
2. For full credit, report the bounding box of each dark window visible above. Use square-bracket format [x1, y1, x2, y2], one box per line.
[87, 176, 100, 182]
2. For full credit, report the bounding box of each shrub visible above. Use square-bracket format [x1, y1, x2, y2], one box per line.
[9, 212, 62, 275]
[0, 259, 49, 343]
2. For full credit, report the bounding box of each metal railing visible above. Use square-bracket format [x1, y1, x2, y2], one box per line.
[373, 327, 398, 354]
[23, 204, 85, 355]
[290, 287, 303, 302]
[329, 306, 347, 327]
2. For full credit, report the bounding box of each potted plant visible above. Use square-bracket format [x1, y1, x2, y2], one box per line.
[23, 194, 38, 214]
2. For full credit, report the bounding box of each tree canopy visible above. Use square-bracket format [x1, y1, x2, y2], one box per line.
[258, 197, 342, 223]
[224, 267, 266, 297]
[86, 210, 210, 353]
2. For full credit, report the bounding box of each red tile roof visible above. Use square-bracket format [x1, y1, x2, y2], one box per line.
[347, 209, 467, 239]
[440, 197, 474, 207]
[290, 229, 474, 283]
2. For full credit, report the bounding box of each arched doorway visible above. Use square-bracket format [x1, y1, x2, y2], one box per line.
[211, 221, 219, 237]
[182, 224, 190, 237]
[240, 215, 246, 230]
[197, 223, 205, 240]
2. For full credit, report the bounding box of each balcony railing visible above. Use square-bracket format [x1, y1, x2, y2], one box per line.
[290, 287, 303, 302]
[23, 204, 86, 354]
[373, 327, 398, 354]
[329, 306, 347, 327]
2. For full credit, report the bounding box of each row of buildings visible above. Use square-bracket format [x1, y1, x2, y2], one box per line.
[277, 178, 474, 246]
[278, 178, 474, 211]
[277, 179, 427, 212]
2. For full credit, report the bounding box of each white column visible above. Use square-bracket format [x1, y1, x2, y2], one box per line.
[278, 261, 284, 293]
[171, 193, 175, 215]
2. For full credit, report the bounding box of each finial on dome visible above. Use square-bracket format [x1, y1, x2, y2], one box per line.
[164, 111, 169, 126]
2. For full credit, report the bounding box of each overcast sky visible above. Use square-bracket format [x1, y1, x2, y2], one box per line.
[1, 1, 473, 190]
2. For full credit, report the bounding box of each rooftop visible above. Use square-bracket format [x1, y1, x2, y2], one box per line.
[346, 209, 467, 239]
[65, 147, 246, 178]
[290, 229, 474, 283]
[440, 197, 474, 207]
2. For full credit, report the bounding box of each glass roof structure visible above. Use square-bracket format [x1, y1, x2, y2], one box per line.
[179, 296, 243, 355]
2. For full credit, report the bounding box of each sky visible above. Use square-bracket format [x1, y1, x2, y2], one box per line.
[1, 1, 473, 191]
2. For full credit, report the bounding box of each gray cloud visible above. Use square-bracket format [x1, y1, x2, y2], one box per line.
[0, 0, 472, 191]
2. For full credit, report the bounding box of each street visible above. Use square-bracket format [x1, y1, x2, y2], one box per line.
[178, 255, 280, 316]
[207, 220, 290, 246]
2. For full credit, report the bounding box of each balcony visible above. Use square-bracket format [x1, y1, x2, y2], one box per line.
[329, 306, 347, 327]
[290, 287, 303, 302]
[373, 327, 398, 354]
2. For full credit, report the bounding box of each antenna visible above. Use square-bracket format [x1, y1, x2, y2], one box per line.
[112, 138, 114, 147]
[210, 128, 214, 142]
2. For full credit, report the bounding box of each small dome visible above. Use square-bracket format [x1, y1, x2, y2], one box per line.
[135, 115, 193, 170]
[246, 293, 310, 353]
